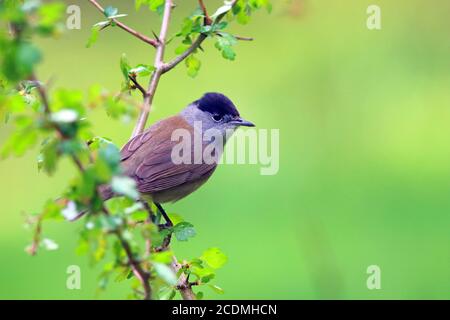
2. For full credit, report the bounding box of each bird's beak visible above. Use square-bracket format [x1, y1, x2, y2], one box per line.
[229, 117, 255, 127]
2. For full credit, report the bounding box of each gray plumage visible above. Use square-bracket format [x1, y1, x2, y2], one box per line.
[100, 92, 254, 204]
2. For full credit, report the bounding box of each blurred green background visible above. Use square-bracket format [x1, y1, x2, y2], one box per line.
[1, 0, 450, 299]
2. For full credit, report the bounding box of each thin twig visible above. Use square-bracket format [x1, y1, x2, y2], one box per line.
[131, 0, 174, 138]
[235, 35, 254, 41]
[26, 215, 42, 256]
[171, 257, 197, 300]
[198, 0, 212, 25]
[31, 75, 152, 300]
[88, 0, 158, 48]
[162, 0, 238, 74]
[128, 75, 147, 97]
[162, 34, 207, 74]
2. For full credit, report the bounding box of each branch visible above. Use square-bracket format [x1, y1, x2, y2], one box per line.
[171, 257, 197, 300]
[235, 35, 254, 41]
[162, 34, 207, 74]
[128, 75, 147, 97]
[131, 0, 174, 138]
[88, 0, 158, 48]
[198, 0, 212, 25]
[30, 75, 152, 300]
[162, 0, 238, 74]
[26, 214, 42, 256]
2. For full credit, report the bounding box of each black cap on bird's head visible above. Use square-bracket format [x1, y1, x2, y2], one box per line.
[195, 92, 254, 127]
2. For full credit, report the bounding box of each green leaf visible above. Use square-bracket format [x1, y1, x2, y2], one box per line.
[111, 176, 139, 200]
[153, 262, 177, 286]
[215, 33, 237, 61]
[208, 284, 225, 294]
[3, 42, 42, 81]
[158, 287, 176, 300]
[167, 212, 184, 226]
[120, 53, 130, 81]
[1, 119, 38, 158]
[38, 2, 64, 26]
[152, 251, 173, 264]
[42, 200, 64, 221]
[86, 25, 101, 48]
[185, 55, 201, 78]
[38, 138, 59, 175]
[201, 247, 228, 269]
[108, 13, 128, 20]
[128, 64, 154, 77]
[135, 0, 164, 12]
[201, 273, 215, 283]
[173, 222, 196, 241]
[129, 210, 148, 222]
[178, 18, 193, 37]
[196, 291, 204, 300]
[93, 20, 110, 28]
[211, 3, 234, 20]
[104, 6, 118, 18]
[98, 143, 121, 174]
[114, 268, 132, 283]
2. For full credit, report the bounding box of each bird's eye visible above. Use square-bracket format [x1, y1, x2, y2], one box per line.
[212, 114, 223, 122]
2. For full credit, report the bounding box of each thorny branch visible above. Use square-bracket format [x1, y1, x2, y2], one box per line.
[85, 0, 242, 300]
[88, 0, 158, 47]
[131, 0, 174, 138]
[29, 73, 152, 300]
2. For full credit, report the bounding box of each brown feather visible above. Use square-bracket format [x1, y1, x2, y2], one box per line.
[119, 116, 217, 202]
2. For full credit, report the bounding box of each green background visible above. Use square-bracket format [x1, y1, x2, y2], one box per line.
[1, 0, 450, 299]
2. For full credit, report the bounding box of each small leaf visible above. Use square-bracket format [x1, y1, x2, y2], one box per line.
[93, 20, 110, 28]
[120, 53, 131, 80]
[38, 138, 59, 175]
[86, 25, 101, 48]
[129, 210, 148, 222]
[111, 176, 139, 200]
[173, 222, 196, 241]
[104, 6, 118, 18]
[108, 14, 128, 19]
[159, 287, 176, 300]
[201, 247, 228, 269]
[152, 251, 173, 264]
[167, 213, 184, 226]
[128, 64, 155, 77]
[185, 55, 201, 78]
[196, 291, 204, 300]
[215, 33, 237, 61]
[208, 284, 225, 294]
[153, 262, 177, 286]
[211, 3, 233, 20]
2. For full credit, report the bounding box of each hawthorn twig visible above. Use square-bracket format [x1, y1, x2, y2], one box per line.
[131, 0, 174, 138]
[133, 0, 238, 137]
[128, 75, 147, 97]
[88, 0, 158, 48]
[171, 257, 197, 300]
[26, 214, 43, 256]
[30, 74, 152, 300]
[198, 0, 212, 25]
[235, 35, 254, 41]
[162, 0, 238, 74]
[92, 0, 240, 300]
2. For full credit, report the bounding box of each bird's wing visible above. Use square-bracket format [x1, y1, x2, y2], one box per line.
[120, 116, 217, 193]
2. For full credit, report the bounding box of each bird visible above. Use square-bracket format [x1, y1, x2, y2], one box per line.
[97, 92, 254, 225]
